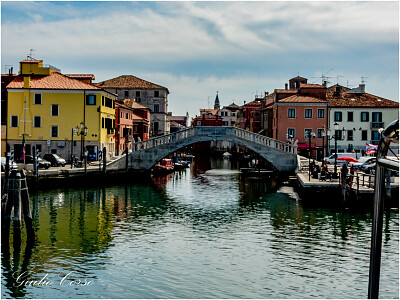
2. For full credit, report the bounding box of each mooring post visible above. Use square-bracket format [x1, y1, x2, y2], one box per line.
[103, 147, 107, 173]
[385, 169, 391, 201]
[20, 170, 35, 240]
[11, 170, 22, 232]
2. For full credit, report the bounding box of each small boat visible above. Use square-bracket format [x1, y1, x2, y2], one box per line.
[153, 158, 174, 174]
[240, 167, 274, 176]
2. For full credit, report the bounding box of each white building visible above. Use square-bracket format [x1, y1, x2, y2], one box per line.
[218, 103, 240, 126]
[326, 84, 398, 156]
[96, 75, 170, 137]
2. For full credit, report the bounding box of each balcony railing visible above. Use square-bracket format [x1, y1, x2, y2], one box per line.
[371, 122, 384, 129]
[107, 128, 115, 136]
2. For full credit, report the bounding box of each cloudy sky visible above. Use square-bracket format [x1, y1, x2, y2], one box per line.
[2, 1, 399, 119]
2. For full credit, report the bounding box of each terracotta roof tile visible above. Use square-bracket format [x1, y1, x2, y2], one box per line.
[275, 89, 297, 93]
[278, 95, 328, 103]
[6, 72, 102, 90]
[20, 59, 43, 63]
[95, 75, 169, 93]
[123, 99, 150, 110]
[326, 84, 398, 108]
[242, 100, 262, 107]
[65, 74, 95, 80]
[300, 83, 325, 88]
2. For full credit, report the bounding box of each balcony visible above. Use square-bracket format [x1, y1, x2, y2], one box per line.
[371, 122, 384, 129]
[107, 128, 115, 136]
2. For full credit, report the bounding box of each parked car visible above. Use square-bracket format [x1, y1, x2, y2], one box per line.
[1, 157, 18, 172]
[43, 154, 66, 167]
[17, 155, 51, 169]
[323, 153, 358, 164]
[361, 162, 376, 174]
[353, 156, 376, 170]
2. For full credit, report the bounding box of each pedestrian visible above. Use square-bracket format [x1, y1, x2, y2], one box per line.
[349, 164, 356, 187]
[341, 163, 348, 185]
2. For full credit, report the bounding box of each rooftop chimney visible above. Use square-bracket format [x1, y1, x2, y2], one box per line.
[285, 83, 288, 90]
[360, 83, 365, 93]
[244, 101, 246, 105]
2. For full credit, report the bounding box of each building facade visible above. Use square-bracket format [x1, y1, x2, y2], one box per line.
[6, 59, 117, 160]
[326, 84, 399, 156]
[96, 75, 170, 137]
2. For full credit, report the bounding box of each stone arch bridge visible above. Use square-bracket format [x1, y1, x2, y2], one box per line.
[109, 127, 298, 173]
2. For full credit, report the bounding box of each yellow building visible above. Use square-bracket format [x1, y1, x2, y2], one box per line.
[6, 59, 117, 161]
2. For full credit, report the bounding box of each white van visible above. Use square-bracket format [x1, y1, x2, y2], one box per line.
[323, 153, 358, 164]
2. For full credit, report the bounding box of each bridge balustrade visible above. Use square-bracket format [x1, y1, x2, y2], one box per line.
[130, 126, 297, 155]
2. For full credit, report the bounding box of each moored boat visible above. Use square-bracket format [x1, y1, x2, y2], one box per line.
[152, 158, 174, 175]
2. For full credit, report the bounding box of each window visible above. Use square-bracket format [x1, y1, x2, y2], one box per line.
[335, 130, 342, 140]
[232, 112, 236, 116]
[33, 116, 41, 128]
[317, 109, 325, 119]
[305, 109, 312, 119]
[197, 121, 201, 126]
[347, 112, 353, 122]
[372, 130, 380, 142]
[136, 91, 141, 97]
[222, 121, 229, 126]
[104, 97, 113, 108]
[372, 112, 382, 122]
[347, 130, 353, 141]
[361, 112, 369, 122]
[34, 94, 42, 105]
[124, 91, 129, 98]
[154, 91, 159, 97]
[334, 111, 342, 122]
[11, 116, 18, 127]
[288, 108, 295, 118]
[86, 95, 96, 105]
[154, 104, 159, 113]
[51, 126, 58, 138]
[317, 128, 324, 138]
[51, 104, 59, 116]
[102, 117, 104, 128]
[362, 130, 368, 141]
[304, 128, 313, 139]
[287, 128, 295, 138]
[125, 113, 129, 119]
[153, 122, 159, 134]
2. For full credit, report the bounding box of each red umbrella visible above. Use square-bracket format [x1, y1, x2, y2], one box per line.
[337, 156, 358, 162]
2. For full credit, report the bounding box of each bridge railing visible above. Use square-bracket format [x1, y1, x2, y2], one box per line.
[231, 127, 297, 154]
[131, 126, 297, 154]
[132, 127, 195, 152]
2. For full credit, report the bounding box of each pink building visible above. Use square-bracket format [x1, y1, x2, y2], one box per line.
[272, 83, 328, 159]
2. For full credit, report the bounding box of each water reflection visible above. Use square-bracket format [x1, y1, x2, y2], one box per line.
[1, 158, 398, 299]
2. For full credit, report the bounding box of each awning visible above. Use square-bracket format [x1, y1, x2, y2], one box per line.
[297, 143, 320, 149]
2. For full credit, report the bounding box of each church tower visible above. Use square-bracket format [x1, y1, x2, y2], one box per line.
[214, 91, 220, 110]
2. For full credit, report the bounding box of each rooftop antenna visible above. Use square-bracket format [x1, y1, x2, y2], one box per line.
[5, 65, 13, 74]
[336, 75, 344, 85]
[207, 96, 210, 109]
[27, 48, 36, 60]
[346, 80, 353, 88]
[361, 76, 368, 83]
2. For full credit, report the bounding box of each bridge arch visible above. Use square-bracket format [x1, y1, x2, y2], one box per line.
[110, 127, 298, 172]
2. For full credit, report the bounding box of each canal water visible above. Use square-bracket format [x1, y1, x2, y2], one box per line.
[1, 158, 399, 299]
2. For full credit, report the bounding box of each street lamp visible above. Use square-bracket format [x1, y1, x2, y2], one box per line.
[305, 130, 316, 180]
[76, 122, 88, 173]
[321, 125, 326, 161]
[327, 122, 346, 178]
[71, 127, 77, 169]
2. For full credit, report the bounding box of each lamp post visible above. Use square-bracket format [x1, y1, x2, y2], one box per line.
[306, 130, 316, 180]
[321, 125, 326, 161]
[76, 122, 88, 173]
[71, 128, 77, 169]
[327, 122, 346, 178]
